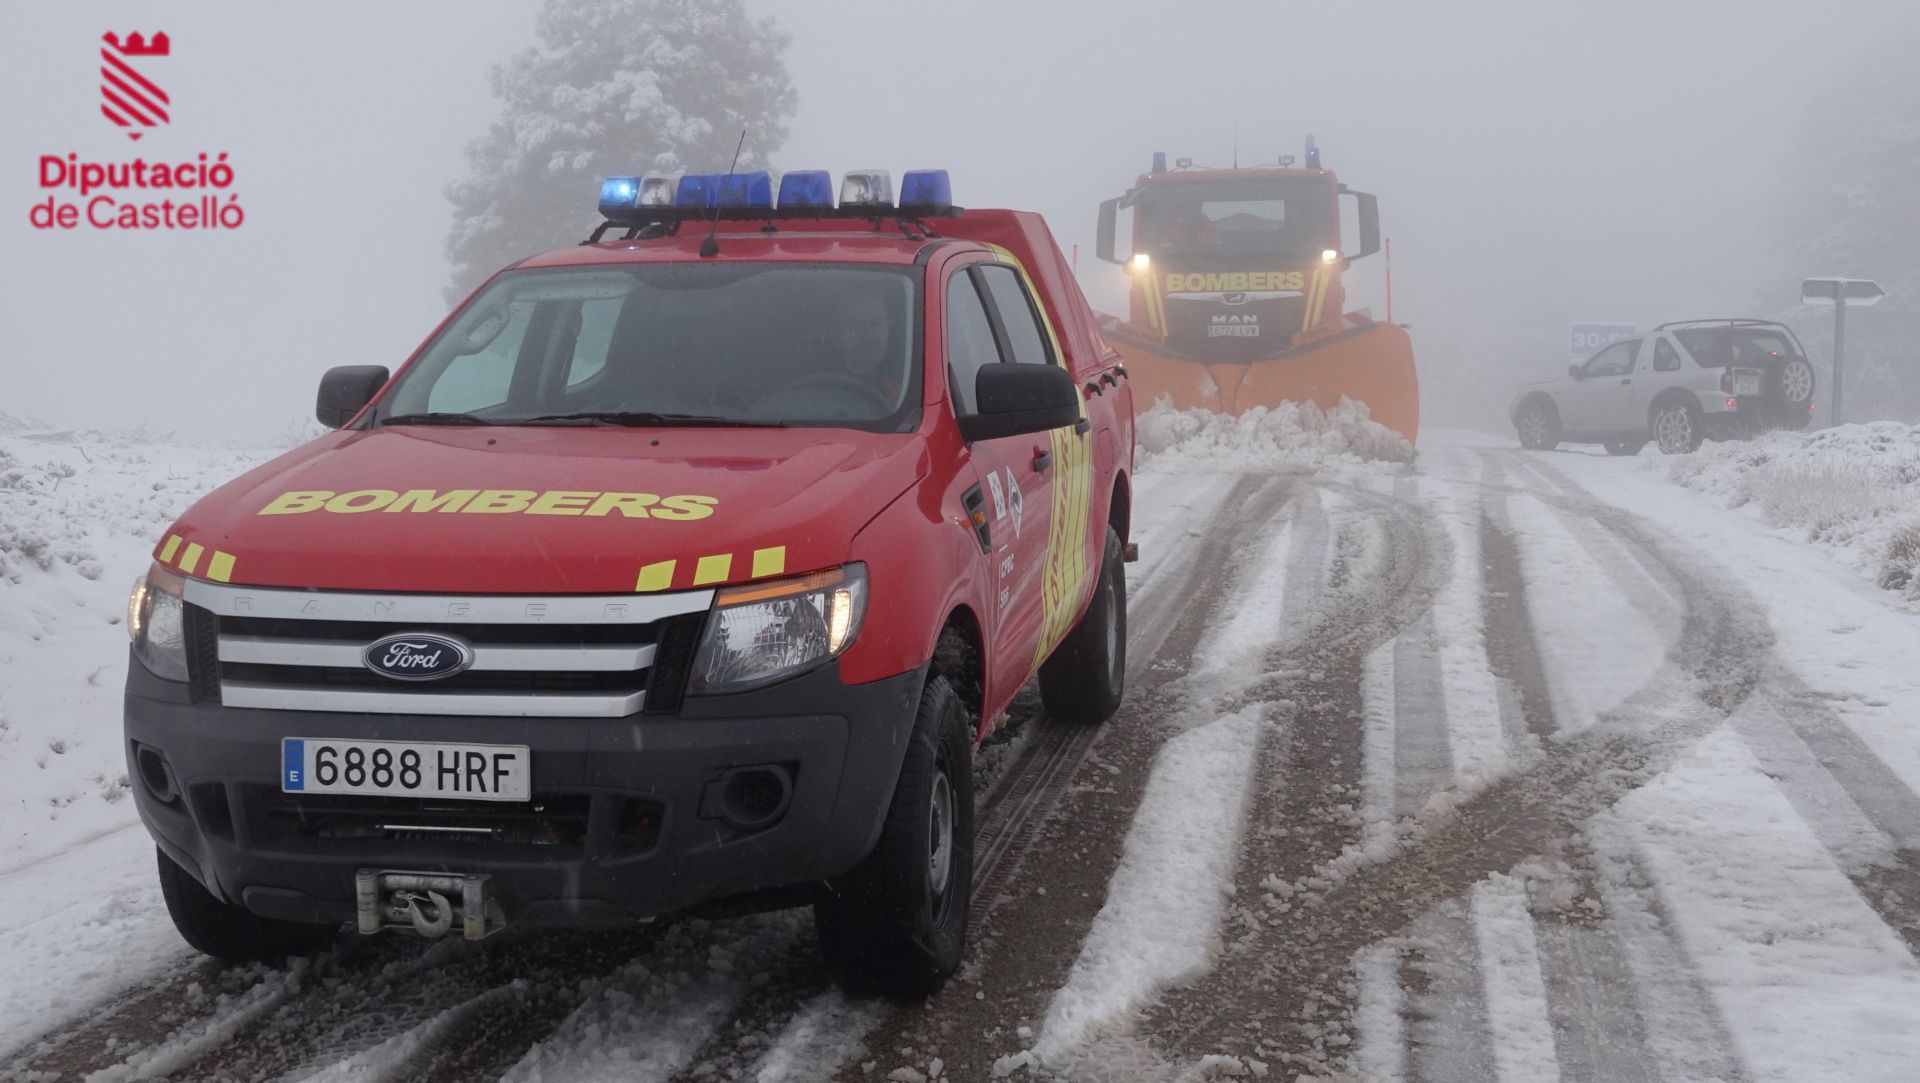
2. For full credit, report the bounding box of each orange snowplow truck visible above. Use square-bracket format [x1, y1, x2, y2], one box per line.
[1095, 140, 1418, 443]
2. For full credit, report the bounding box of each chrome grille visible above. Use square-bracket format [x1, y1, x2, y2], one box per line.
[181, 581, 713, 717]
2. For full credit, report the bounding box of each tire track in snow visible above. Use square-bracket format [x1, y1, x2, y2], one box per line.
[1518, 452, 1920, 967]
[828, 476, 1299, 1083]
[1146, 454, 1772, 1078]
[1142, 480, 1449, 1077]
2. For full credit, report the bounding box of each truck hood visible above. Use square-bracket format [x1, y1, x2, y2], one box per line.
[154, 426, 927, 594]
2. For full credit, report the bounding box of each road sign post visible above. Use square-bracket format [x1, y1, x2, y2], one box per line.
[1801, 277, 1886, 426]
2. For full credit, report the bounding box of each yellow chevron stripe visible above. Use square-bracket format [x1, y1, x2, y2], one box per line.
[178, 542, 204, 576]
[692, 553, 733, 586]
[751, 546, 787, 579]
[158, 535, 182, 563]
[634, 559, 676, 592]
[206, 551, 236, 583]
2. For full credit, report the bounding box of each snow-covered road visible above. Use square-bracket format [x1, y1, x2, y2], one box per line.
[4, 414, 1920, 1082]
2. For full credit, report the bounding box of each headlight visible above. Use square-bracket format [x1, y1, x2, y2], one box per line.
[128, 563, 189, 682]
[690, 564, 867, 695]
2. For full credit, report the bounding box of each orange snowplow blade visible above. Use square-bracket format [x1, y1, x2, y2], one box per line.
[1107, 321, 1419, 445]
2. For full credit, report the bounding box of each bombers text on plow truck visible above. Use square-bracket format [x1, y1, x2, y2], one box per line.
[1094, 138, 1419, 443]
[123, 167, 1136, 997]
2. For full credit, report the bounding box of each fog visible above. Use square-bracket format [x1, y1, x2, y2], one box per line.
[5, 0, 1913, 439]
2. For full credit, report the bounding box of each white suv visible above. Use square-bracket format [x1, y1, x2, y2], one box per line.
[1510, 319, 1817, 455]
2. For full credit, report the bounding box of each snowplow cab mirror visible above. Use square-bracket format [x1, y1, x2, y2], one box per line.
[1345, 189, 1382, 260]
[1567, 363, 1584, 380]
[1096, 197, 1121, 264]
[317, 365, 390, 429]
[958, 364, 1080, 443]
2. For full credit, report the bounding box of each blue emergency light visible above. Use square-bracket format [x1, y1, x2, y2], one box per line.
[778, 170, 834, 209]
[715, 171, 773, 208]
[598, 176, 641, 216]
[589, 166, 959, 239]
[674, 173, 719, 209]
[899, 170, 952, 211]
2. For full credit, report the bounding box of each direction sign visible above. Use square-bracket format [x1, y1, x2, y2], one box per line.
[1570, 322, 1635, 362]
[1801, 277, 1888, 426]
[1802, 277, 1885, 306]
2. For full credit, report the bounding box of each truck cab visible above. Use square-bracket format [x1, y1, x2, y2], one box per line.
[124, 169, 1135, 996]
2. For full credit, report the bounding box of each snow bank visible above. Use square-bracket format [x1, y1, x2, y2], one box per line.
[1136, 398, 1414, 473]
[0, 431, 280, 868]
[1662, 422, 1920, 599]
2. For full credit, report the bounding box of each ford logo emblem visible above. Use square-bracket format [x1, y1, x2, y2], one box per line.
[363, 632, 475, 682]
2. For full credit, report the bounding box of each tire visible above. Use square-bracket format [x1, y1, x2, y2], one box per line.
[1603, 439, 1645, 456]
[1651, 398, 1704, 454]
[156, 848, 336, 962]
[1038, 525, 1127, 725]
[1772, 357, 1816, 409]
[1515, 400, 1560, 450]
[814, 673, 973, 998]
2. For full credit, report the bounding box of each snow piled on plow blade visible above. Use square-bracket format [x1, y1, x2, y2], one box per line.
[1137, 398, 1415, 472]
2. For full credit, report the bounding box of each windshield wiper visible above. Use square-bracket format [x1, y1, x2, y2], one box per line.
[519, 411, 772, 428]
[378, 412, 500, 427]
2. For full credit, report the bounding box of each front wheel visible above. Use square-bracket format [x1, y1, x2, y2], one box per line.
[1603, 439, 1645, 456]
[157, 848, 336, 962]
[1039, 525, 1127, 725]
[814, 673, 973, 998]
[1515, 401, 1560, 450]
[1652, 400, 1704, 454]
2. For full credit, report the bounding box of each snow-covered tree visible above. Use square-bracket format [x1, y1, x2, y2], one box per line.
[1773, 33, 1920, 422]
[444, 0, 794, 300]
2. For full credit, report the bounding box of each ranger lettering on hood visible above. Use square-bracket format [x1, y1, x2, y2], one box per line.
[257, 489, 717, 520]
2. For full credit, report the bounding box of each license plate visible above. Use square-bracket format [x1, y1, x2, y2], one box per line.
[1733, 370, 1762, 396]
[281, 738, 530, 802]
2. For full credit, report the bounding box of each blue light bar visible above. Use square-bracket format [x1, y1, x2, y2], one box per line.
[899, 169, 952, 210]
[778, 170, 833, 209]
[674, 173, 719, 209]
[715, 170, 773, 209]
[598, 176, 641, 216]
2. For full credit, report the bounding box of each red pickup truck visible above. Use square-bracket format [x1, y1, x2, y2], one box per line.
[123, 169, 1136, 995]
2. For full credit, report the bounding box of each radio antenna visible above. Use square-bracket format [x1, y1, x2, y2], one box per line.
[700, 128, 747, 258]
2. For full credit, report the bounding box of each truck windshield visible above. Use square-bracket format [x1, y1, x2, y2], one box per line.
[375, 263, 920, 431]
[1139, 177, 1334, 260]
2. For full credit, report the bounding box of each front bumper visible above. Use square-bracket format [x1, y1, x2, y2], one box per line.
[125, 656, 925, 928]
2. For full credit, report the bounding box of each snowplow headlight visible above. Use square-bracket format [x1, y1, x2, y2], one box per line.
[1130, 253, 1152, 272]
[689, 565, 868, 695]
[716, 170, 773, 209]
[778, 170, 834, 209]
[128, 563, 189, 682]
[840, 170, 893, 208]
[598, 176, 641, 216]
[1321, 249, 1340, 264]
[899, 169, 952, 211]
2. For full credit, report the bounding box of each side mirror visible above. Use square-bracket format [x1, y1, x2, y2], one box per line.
[1567, 363, 1584, 380]
[316, 365, 390, 429]
[1343, 189, 1382, 260]
[1096, 198, 1120, 264]
[957, 364, 1081, 443]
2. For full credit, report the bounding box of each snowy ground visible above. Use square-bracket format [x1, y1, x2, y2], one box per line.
[4, 413, 1920, 1081]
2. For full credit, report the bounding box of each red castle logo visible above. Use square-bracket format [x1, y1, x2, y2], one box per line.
[100, 31, 171, 140]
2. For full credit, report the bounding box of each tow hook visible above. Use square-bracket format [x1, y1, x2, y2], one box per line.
[1122, 542, 1140, 563]
[355, 869, 506, 940]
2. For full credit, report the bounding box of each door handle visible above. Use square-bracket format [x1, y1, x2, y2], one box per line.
[1032, 448, 1053, 472]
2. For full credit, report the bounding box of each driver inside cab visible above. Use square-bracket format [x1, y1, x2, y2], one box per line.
[816, 289, 905, 412]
